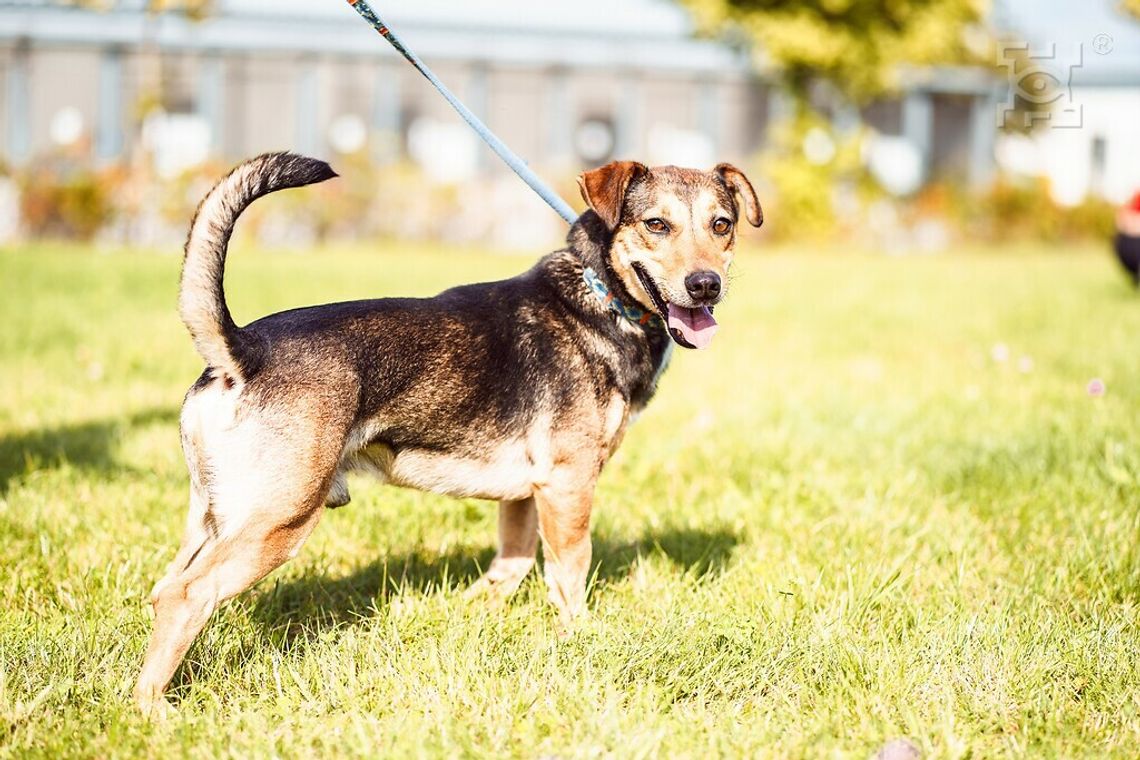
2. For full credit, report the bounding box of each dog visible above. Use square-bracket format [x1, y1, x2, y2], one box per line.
[133, 152, 762, 714]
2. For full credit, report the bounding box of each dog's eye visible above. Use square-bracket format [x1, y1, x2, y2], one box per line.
[712, 218, 732, 235]
[644, 218, 669, 234]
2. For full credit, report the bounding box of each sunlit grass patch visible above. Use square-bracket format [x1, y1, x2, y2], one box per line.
[1, 242, 1137, 757]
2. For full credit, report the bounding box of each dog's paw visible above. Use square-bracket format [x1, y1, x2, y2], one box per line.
[462, 575, 497, 600]
[555, 615, 589, 640]
[134, 689, 176, 721]
[464, 558, 534, 602]
[463, 575, 518, 605]
[553, 604, 591, 639]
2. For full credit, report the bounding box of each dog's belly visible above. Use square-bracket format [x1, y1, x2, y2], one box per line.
[350, 439, 538, 502]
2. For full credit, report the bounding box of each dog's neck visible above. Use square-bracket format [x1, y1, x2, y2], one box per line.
[566, 211, 652, 317]
[535, 211, 673, 407]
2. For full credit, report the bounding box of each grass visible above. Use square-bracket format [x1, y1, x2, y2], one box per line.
[1, 239, 1138, 758]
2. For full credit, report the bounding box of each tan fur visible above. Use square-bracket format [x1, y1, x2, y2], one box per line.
[464, 498, 539, 600]
[610, 184, 736, 309]
[135, 379, 351, 715]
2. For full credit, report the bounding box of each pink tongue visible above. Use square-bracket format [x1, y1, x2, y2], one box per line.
[666, 304, 718, 349]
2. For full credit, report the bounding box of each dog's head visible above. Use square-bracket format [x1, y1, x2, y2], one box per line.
[578, 161, 762, 349]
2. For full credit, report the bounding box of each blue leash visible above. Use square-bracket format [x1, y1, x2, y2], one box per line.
[345, 0, 580, 225]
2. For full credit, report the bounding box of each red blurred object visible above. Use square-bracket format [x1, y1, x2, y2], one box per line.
[1115, 194, 1140, 285]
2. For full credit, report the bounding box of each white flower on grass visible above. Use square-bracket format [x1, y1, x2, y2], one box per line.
[692, 409, 716, 432]
[991, 343, 1010, 363]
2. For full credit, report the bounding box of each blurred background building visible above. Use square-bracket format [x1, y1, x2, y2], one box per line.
[0, 0, 1138, 247]
[0, 0, 762, 174]
[993, 0, 1140, 206]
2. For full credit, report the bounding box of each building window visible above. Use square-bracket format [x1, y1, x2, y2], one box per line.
[574, 117, 615, 164]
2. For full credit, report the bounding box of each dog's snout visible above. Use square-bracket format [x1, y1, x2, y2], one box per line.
[684, 271, 721, 302]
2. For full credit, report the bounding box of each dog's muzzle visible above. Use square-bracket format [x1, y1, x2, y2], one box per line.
[632, 264, 719, 350]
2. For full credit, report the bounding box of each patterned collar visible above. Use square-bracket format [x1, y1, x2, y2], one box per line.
[582, 267, 664, 329]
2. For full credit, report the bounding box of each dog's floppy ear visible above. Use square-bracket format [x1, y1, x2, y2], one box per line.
[577, 160, 648, 230]
[715, 163, 763, 228]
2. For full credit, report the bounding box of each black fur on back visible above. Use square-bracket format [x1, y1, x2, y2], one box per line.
[227, 210, 672, 458]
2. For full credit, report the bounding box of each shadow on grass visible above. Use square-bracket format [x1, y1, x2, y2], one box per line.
[247, 524, 740, 645]
[0, 407, 179, 493]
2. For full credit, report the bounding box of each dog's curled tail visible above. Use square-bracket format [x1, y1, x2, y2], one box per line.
[180, 152, 336, 380]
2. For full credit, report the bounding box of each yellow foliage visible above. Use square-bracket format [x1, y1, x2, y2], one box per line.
[684, 0, 989, 101]
[757, 112, 869, 240]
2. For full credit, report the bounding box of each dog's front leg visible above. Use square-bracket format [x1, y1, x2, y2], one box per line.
[535, 479, 595, 630]
[465, 497, 538, 600]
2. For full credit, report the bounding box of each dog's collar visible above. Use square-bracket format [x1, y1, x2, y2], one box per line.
[582, 267, 664, 329]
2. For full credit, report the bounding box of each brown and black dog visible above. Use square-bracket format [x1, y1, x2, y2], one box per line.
[134, 153, 762, 714]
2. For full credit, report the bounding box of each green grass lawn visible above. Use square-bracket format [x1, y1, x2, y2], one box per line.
[1, 240, 1138, 758]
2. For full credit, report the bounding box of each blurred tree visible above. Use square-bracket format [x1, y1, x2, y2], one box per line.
[683, 0, 989, 103]
[681, 0, 992, 238]
[1122, 0, 1140, 18]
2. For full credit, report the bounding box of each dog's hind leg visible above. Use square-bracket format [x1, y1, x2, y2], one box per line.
[135, 383, 355, 716]
[133, 497, 325, 716]
[465, 497, 538, 600]
[148, 485, 212, 605]
[149, 414, 216, 604]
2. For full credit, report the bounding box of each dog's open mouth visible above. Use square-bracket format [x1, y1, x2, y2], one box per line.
[632, 263, 719, 350]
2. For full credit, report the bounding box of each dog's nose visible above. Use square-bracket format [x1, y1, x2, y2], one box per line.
[684, 271, 721, 302]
